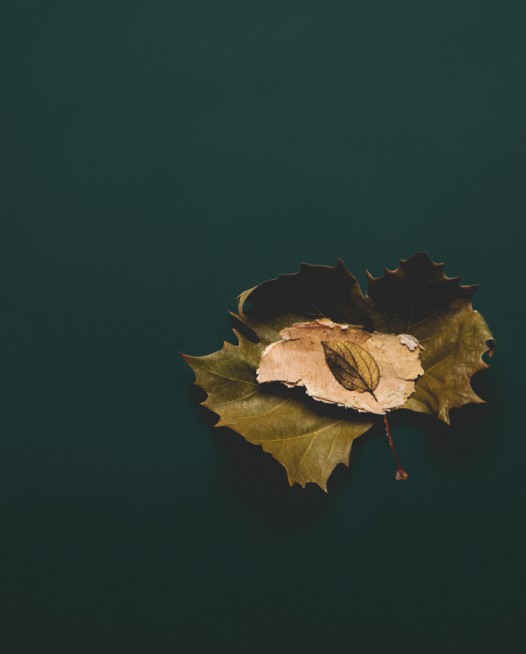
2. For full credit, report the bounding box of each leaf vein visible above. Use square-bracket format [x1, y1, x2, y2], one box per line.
[190, 361, 257, 386]
[234, 397, 291, 420]
[424, 373, 475, 400]
[257, 420, 344, 443]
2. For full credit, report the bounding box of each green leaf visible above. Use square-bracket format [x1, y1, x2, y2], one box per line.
[182, 330, 374, 490]
[364, 254, 495, 424]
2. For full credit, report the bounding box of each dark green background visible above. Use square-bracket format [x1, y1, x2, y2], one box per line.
[2, 1, 524, 652]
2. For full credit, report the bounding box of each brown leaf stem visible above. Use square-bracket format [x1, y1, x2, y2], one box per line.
[383, 414, 409, 481]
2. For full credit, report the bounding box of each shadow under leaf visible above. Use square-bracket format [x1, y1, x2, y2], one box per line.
[186, 382, 379, 526]
[185, 360, 496, 522]
[397, 367, 495, 462]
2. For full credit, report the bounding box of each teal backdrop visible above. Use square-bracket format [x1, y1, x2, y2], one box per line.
[2, 1, 524, 652]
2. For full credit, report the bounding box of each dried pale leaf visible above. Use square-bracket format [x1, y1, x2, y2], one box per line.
[257, 320, 424, 414]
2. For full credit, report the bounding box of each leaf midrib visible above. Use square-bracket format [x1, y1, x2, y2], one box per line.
[254, 419, 344, 443]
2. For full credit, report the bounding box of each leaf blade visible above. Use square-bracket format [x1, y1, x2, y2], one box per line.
[363, 254, 495, 422]
[183, 329, 375, 490]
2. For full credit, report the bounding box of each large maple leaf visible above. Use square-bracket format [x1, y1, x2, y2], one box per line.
[183, 254, 494, 489]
